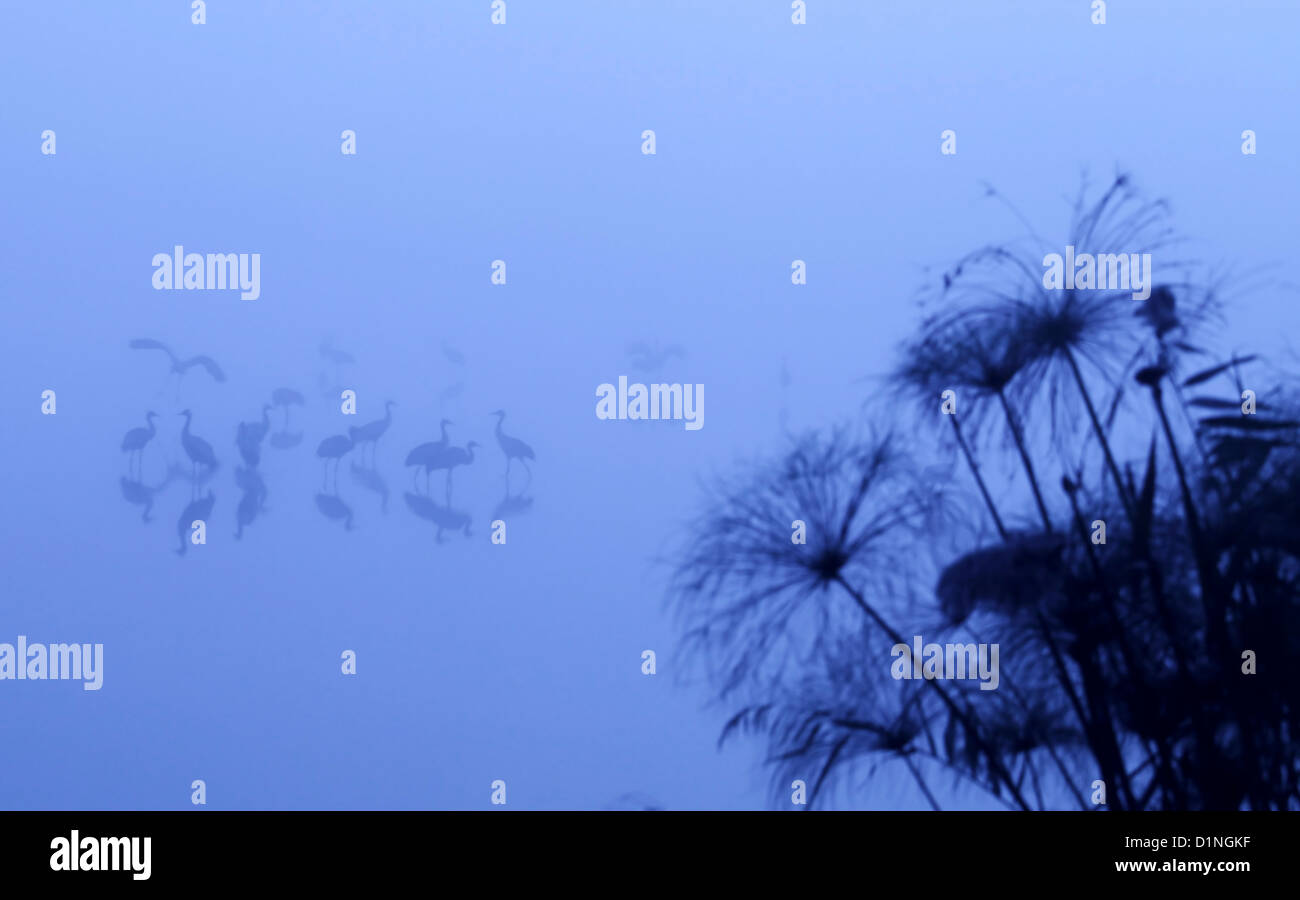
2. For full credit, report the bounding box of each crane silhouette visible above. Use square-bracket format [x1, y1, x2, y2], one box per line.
[235, 464, 268, 504]
[179, 409, 218, 486]
[425, 440, 479, 503]
[120, 411, 159, 478]
[492, 410, 535, 488]
[403, 492, 471, 543]
[235, 404, 272, 468]
[349, 400, 395, 466]
[167, 460, 216, 491]
[492, 487, 534, 521]
[314, 493, 355, 530]
[270, 387, 305, 427]
[234, 466, 269, 539]
[129, 338, 226, 397]
[405, 419, 453, 494]
[316, 433, 354, 491]
[119, 466, 177, 523]
[175, 490, 215, 557]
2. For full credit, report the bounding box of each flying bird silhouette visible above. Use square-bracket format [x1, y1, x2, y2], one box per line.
[129, 339, 226, 392]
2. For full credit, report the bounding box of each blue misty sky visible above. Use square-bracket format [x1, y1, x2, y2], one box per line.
[0, 1, 1296, 810]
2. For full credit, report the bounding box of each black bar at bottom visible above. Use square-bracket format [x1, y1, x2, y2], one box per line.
[0, 811, 1288, 887]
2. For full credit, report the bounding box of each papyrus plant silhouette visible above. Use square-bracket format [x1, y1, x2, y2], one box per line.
[670, 176, 1300, 809]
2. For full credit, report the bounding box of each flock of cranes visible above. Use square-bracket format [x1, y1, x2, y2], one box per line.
[315, 407, 533, 501]
[118, 337, 537, 551]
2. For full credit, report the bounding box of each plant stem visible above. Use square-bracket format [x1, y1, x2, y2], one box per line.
[832, 574, 1031, 810]
[1065, 348, 1137, 525]
[948, 415, 1008, 540]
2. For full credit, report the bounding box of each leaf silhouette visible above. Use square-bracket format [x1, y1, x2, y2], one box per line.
[1199, 416, 1299, 432]
[1188, 397, 1246, 411]
[1135, 434, 1158, 555]
[1182, 355, 1257, 388]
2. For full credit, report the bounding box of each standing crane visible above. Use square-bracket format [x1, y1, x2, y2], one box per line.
[120, 411, 159, 477]
[491, 410, 535, 487]
[270, 387, 305, 428]
[405, 419, 453, 493]
[316, 433, 354, 491]
[179, 409, 218, 486]
[349, 400, 395, 466]
[424, 440, 479, 503]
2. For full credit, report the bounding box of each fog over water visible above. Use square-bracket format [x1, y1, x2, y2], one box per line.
[1, 1, 1296, 809]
